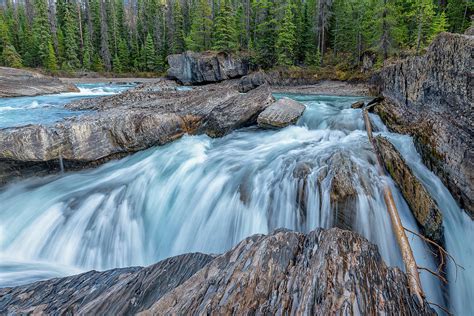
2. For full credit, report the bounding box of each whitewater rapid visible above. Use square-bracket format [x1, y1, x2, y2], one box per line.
[0, 93, 471, 314]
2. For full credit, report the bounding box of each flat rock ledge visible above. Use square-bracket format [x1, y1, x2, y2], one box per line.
[0, 67, 78, 97]
[375, 136, 444, 245]
[0, 228, 435, 315]
[257, 97, 305, 128]
[0, 81, 274, 184]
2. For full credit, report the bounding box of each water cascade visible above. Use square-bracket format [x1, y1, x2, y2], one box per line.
[0, 92, 471, 314]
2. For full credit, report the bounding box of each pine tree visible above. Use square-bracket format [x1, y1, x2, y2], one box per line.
[62, 2, 80, 70]
[212, 0, 238, 51]
[446, 0, 472, 33]
[430, 11, 448, 40]
[253, 0, 277, 68]
[186, 0, 213, 51]
[144, 33, 156, 71]
[276, 4, 297, 66]
[171, 0, 186, 53]
[113, 54, 123, 73]
[33, 0, 55, 68]
[2, 44, 23, 68]
[45, 40, 58, 72]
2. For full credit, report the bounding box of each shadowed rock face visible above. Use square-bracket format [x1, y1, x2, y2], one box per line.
[257, 97, 306, 128]
[0, 81, 275, 184]
[167, 51, 249, 84]
[375, 32, 474, 218]
[0, 228, 435, 315]
[0, 67, 78, 97]
[375, 136, 444, 245]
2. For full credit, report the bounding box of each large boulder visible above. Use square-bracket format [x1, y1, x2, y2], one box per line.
[0, 67, 78, 97]
[167, 51, 249, 85]
[257, 97, 305, 128]
[0, 81, 274, 184]
[375, 32, 474, 218]
[375, 136, 444, 244]
[0, 228, 435, 315]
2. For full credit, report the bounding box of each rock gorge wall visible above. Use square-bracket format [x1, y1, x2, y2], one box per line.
[375, 32, 473, 217]
[0, 228, 435, 315]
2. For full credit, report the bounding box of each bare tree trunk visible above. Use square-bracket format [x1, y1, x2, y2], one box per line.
[47, 0, 59, 56]
[99, 0, 111, 71]
[363, 108, 425, 307]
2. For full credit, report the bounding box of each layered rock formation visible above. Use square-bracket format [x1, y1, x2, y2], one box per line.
[0, 81, 274, 184]
[167, 51, 249, 84]
[0, 228, 435, 315]
[257, 97, 305, 128]
[375, 136, 444, 244]
[375, 32, 473, 217]
[0, 67, 78, 97]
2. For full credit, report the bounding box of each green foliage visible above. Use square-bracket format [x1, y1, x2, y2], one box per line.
[212, 0, 238, 51]
[2, 44, 23, 68]
[186, 0, 213, 51]
[276, 4, 296, 66]
[0, 0, 470, 73]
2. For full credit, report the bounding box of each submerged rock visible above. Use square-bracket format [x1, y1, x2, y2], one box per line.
[375, 136, 444, 245]
[0, 81, 274, 184]
[375, 32, 474, 218]
[0, 67, 78, 97]
[257, 97, 305, 128]
[0, 228, 435, 315]
[167, 51, 249, 85]
[351, 100, 365, 109]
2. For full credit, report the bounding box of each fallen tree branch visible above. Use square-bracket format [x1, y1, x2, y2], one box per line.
[417, 266, 448, 284]
[363, 108, 425, 306]
[404, 226, 464, 281]
[426, 301, 453, 316]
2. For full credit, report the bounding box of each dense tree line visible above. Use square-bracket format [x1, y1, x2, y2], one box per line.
[0, 0, 471, 73]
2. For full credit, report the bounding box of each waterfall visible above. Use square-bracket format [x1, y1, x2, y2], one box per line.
[0, 93, 471, 313]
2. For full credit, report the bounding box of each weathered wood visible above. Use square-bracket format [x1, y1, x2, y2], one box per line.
[363, 108, 425, 306]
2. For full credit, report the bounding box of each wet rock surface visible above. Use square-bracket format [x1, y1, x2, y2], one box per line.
[257, 97, 305, 128]
[375, 32, 474, 218]
[0, 228, 435, 315]
[0, 81, 274, 184]
[375, 136, 444, 244]
[0, 67, 78, 97]
[167, 51, 249, 84]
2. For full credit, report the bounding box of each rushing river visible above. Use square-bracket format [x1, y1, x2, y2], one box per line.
[0, 83, 134, 128]
[0, 90, 472, 314]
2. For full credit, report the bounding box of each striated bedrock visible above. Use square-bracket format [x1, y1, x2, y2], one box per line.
[375, 32, 474, 218]
[0, 82, 274, 184]
[0, 228, 435, 315]
[375, 136, 444, 245]
[257, 97, 305, 128]
[167, 51, 249, 85]
[0, 67, 78, 97]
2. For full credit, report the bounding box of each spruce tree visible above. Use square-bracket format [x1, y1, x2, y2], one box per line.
[33, 0, 55, 68]
[212, 0, 238, 51]
[186, 0, 213, 51]
[62, 2, 80, 70]
[172, 0, 186, 53]
[2, 44, 23, 68]
[254, 0, 277, 68]
[45, 40, 58, 72]
[276, 4, 297, 66]
[144, 33, 156, 71]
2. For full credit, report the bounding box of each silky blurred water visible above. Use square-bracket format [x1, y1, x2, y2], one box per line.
[0, 83, 134, 128]
[0, 92, 471, 314]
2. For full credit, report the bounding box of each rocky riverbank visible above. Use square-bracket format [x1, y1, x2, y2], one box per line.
[374, 32, 473, 218]
[0, 67, 78, 97]
[0, 228, 435, 315]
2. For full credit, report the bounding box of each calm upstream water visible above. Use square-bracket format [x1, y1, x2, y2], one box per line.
[0, 90, 472, 314]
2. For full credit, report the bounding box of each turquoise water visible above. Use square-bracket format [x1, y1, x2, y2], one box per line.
[0, 83, 134, 128]
[0, 92, 471, 314]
